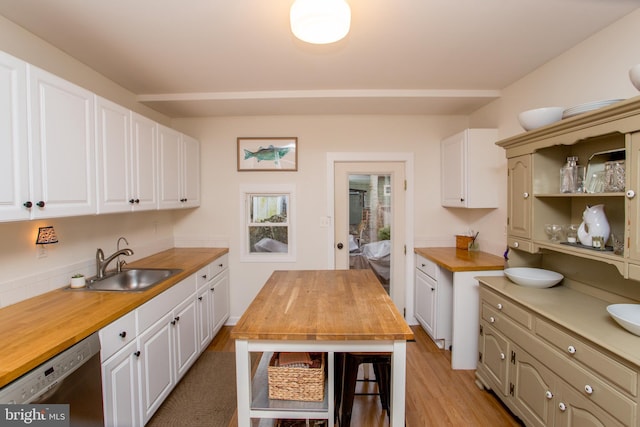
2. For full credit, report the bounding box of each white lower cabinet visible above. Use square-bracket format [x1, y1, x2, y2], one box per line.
[414, 255, 451, 349]
[101, 255, 229, 426]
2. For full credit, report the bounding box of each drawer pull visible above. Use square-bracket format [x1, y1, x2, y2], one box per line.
[219, 263, 223, 267]
[500, 352, 505, 360]
[496, 303, 503, 310]
[134, 351, 141, 358]
[119, 331, 127, 338]
[567, 345, 576, 354]
[513, 242, 519, 248]
[545, 390, 553, 399]
[201, 274, 208, 280]
[489, 316, 495, 323]
[558, 402, 566, 412]
[523, 192, 529, 199]
[584, 384, 593, 395]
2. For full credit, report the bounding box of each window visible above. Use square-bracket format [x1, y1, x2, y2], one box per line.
[240, 184, 296, 262]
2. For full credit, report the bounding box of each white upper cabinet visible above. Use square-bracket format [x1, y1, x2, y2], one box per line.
[28, 65, 96, 219]
[441, 129, 502, 208]
[0, 51, 29, 221]
[158, 125, 200, 209]
[96, 97, 158, 214]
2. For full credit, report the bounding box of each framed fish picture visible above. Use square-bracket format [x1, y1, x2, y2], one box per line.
[237, 137, 298, 171]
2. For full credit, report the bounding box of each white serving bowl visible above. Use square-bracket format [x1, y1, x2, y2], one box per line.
[504, 267, 563, 288]
[607, 304, 640, 336]
[630, 64, 640, 91]
[518, 107, 564, 131]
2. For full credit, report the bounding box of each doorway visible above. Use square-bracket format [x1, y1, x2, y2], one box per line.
[334, 161, 406, 310]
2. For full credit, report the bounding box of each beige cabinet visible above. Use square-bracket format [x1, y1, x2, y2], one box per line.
[441, 128, 501, 208]
[477, 284, 638, 427]
[497, 97, 640, 279]
[506, 155, 532, 251]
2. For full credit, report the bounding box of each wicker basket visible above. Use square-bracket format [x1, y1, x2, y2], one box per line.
[268, 353, 325, 401]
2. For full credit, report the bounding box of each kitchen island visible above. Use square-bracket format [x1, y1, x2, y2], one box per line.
[231, 269, 414, 427]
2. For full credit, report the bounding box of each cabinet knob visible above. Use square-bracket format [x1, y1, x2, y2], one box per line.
[523, 192, 529, 199]
[134, 351, 141, 358]
[489, 316, 495, 323]
[567, 345, 576, 354]
[558, 402, 566, 412]
[198, 296, 203, 301]
[460, 198, 465, 202]
[201, 274, 208, 280]
[496, 303, 503, 310]
[545, 390, 553, 399]
[626, 189, 636, 199]
[23, 201, 33, 208]
[584, 384, 593, 395]
[500, 352, 505, 360]
[36, 201, 45, 208]
[135, 199, 140, 204]
[219, 263, 223, 268]
[129, 199, 135, 204]
[512, 242, 520, 248]
[119, 331, 127, 338]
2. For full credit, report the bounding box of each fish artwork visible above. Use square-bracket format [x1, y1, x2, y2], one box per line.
[244, 145, 291, 167]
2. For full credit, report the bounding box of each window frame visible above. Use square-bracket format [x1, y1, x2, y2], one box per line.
[240, 184, 296, 262]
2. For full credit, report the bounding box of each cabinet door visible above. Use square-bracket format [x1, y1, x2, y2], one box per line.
[441, 131, 466, 207]
[0, 51, 29, 221]
[512, 346, 556, 427]
[211, 269, 230, 336]
[138, 313, 174, 424]
[479, 322, 510, 397]
[157, 125, 183, 209]
[196, 285, 212, 351]
[554, 380, 624, 427]
[102, 340, 141, 427]
[414, 269, 436, 339]
[96, 96, 131, 214]
[507, 155, 532, 240]
[172, 297, 199, 381]
[628, 132, 640, 265]
[130, 112, 157, 211]
[182, 134, 200, 208]
[28, 65, 96, 218]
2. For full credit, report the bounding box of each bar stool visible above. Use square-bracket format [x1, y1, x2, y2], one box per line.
[335, 352, 391, 427]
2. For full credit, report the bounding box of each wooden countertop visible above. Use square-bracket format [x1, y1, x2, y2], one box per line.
[0, 247, 228, 388]
[415, 247, 505, 272]
[478, 275, 640, 368]
[231, 269, 414, 342]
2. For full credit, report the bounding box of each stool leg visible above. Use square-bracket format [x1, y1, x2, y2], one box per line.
[334, 353, 344, 424]
[341, 356, 360, 427]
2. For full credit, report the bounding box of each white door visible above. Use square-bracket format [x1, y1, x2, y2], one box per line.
[334, 161, 406, 310]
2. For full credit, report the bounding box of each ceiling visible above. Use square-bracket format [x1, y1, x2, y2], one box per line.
[0, 0, 638, 117]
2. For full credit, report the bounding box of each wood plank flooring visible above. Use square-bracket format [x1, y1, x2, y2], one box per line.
[207, 325, 523, 427]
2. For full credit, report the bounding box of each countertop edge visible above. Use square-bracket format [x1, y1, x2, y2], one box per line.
[415, 247, 505, 272]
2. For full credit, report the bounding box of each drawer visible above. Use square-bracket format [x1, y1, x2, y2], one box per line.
[416, 255, 437, 279]
[99, 310, 136, 361]
[196, 254, 229, 288]
[481, 304, 528, 345]
[507, 237, 534, 253]
[535, 318, 637, 396]
[138, 274, 196, 331]
[480, 288, 532, 331]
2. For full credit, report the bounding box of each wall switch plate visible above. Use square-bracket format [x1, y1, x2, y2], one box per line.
[320, 216, 332, 227]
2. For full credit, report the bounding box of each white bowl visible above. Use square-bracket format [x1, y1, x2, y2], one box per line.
[630, 64, 640, 91]
[518, 107, 564, 131]
[607, 304, 640, 336]
[504, 267, 563, 288]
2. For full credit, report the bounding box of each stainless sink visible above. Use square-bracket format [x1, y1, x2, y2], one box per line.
[81, 268, 182, 292]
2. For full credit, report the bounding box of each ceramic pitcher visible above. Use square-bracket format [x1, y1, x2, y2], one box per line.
[577, 204, 610, 247]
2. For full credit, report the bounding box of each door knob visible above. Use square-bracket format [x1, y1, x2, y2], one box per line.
[337, 242, 344, 249]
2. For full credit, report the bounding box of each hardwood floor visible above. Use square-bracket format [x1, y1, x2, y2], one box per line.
[207, 325, 523, 427]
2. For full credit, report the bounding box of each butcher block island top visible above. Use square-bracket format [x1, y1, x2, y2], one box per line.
[415, 247, 505, 272]
[0, 247, 227, 389]
[231, 269, 414, 341]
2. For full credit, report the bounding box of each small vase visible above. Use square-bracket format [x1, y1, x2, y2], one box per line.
[70, 276, 86, 289]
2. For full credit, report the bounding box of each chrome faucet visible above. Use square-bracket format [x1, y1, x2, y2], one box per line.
[95, 246, 134, 279]
[116, 237, 130, 272]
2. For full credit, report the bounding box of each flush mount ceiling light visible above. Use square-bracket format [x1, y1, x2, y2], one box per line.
[290, 0, 351, 44]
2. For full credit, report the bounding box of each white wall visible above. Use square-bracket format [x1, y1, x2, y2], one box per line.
[170, 115, 507, 320]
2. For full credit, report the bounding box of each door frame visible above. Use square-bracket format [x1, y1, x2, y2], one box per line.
[326, 152, 415, 321]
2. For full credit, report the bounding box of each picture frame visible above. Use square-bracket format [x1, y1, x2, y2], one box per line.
[237, 137, 298, 171]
